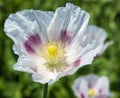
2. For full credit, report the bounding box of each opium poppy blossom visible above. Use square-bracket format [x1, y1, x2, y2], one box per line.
[72, 74, 113, 98]
[4, 3, 105, 84]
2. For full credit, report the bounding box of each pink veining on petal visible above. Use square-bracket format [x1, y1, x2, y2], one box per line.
[72, 59, 81, 67]
[24, 33, 42, 53]
[60, 30, 72, 45]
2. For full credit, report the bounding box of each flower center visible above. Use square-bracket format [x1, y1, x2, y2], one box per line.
[47, 45, 58, 59]
[40, 42, 68, 72]
[89, 88, 95, 97]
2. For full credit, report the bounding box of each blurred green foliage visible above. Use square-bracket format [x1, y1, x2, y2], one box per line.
[0, 0, 120, 98]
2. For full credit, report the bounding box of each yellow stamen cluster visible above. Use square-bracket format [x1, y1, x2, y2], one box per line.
[89, 88, 95, 97]
[40, 42, 68, 72]
[47, 45, 58, 59]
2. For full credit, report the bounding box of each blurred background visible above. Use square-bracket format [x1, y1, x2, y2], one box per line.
[0, 0, 120, 98]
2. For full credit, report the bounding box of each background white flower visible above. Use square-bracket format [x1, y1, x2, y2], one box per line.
[4, 3, 106, 85]
[72, 74, 113, 98]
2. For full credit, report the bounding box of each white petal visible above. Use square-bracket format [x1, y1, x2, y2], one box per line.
[13, 43, 23, 56]
[14, 54, 58, 84]
[86, 25, 107, 43]
[66, 25, 101, 64]
[80, 44, 102, 66]
[14, 55, 36, 73]
[47, 3, 90, 41]
[47, 7, 68, 41]
[58, 25, 111, 80]
[66, 35, 100, 65]
[86, 25, 113, 55]
[66, 24, 112, 67]
[85, 74, 99, 88]
[30, 56, 58, 84]
[32, 70, 57, 84]
[4, 10, 54, 55]
[94, 76, 110, 95]
[66, 3, 90, 38]
[72, 77, 89, 98]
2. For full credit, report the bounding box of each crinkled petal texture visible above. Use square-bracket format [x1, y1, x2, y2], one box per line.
[4, 3, 109, 85]
[86, 25, 113, 56]
[72, 74, 113, 98]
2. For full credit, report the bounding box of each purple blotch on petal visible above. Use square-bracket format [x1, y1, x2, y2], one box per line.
[99, 88, 103, 94]
[60, 30, 72, 45]
[80, 93, 85, 98]
[24, 40, 35, 53]
[29, 33, 42, 46]
[24, 33, 42, 53]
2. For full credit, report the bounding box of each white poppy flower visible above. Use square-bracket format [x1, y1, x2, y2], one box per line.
[72, 74, 113, 98]
[4, 3, 104, 85]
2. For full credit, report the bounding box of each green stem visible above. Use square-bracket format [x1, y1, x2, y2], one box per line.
[43, 83, 48, 98]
